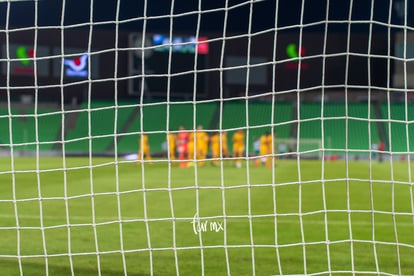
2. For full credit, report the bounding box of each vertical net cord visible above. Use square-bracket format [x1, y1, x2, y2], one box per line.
[271, 0, 283, 275]
[85, 0, 102, 274]
[402, 0, 413, 232]
[385, 1, 399, 274]
[404, 0, 414, 255]
[270, 1, 283, 274]
[59, 1, 75, 274]
[295, 0, 306, 274]
[195, 0, 216, 275]
[165, 1, 179, 275]
[218, 1, 231, 274]
[112, 1, 128, 275]
[32, 1, 49, 274]
[344, 0, 355, 273]
[191, 106, 205, 275]
[387, 1, 404, 275]
[139, 0, 153, 274]
[244, 1, 255, 275]
[185, 0, 205, 272]
[5, 1, 23, 274]
[320, 0, 332, 273]
[366, 0, 380, 273]
[391, 0, 410, 274]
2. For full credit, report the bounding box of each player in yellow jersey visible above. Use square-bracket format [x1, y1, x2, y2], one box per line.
[195, 125, 209, 166]
[210, 131, 229, 166]
[210, 131, 220, 166]
[187, 131, 195, 165]
[221, 131, 229, 158]
[177, 126, 190, 168]
[137, 134, 152, 162]
[167, 132, 176, 161]
[232, 129, 245, 168]
[254, 131, 275, 168]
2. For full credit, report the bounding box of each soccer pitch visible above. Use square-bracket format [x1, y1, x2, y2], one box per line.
[0, 157, 413, 275]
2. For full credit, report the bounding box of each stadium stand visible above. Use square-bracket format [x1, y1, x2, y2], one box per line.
[0, 101, 390, 158]
[118, 102, 217, 153]
[168, 102, 217, 131]
[65, 102, 136, 154]
[220, 101, 293, 153]
[116, 101, 217, 154]
[116, 102, 167, 155]
[0, 109, 17, 148]
[0, 107, 62, 152]
[25, 109, 62, 151]
[381, 103, 414, 153]
[299, 102, 380, 155]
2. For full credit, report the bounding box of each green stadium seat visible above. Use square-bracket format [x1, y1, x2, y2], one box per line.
[117, 101, 217, 154]
[0, 108, 62, 151]
[299, 103, 380, 155]
[381, 103, 414, 153]
[221, 101, 292, 153]
[65, 102, 136, 153]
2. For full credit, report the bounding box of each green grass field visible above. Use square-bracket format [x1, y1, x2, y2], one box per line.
[0, 157, 413, 275]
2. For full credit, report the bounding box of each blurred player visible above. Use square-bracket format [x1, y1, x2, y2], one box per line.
[167, 132, 176, 161]
[177, 126, 189, 168]
[210, 131, 220, 166]
[137, 133, 152, 162]
[254, 131, 276, 168]
[232, 129, 245, 168]
[195, 125, 209, 166]
[221, 131, 229, 158]
[210, 130, 229, 166]
[187, 131, 195, 166]
[378, 140, 385, 162]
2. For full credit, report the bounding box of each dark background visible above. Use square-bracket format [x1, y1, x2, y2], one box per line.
[0, 0, 412, 32]
[0, 0, 412, 103]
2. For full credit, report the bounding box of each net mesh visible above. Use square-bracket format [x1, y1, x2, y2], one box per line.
[0, 0, 413, 275]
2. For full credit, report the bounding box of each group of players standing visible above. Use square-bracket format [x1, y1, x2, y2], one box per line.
[138, 125, 276, 168]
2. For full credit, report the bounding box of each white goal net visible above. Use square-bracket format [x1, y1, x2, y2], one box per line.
[0, 0, 413, 275]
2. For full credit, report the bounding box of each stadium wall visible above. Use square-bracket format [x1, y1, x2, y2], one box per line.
[0, 28, 395, 104]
